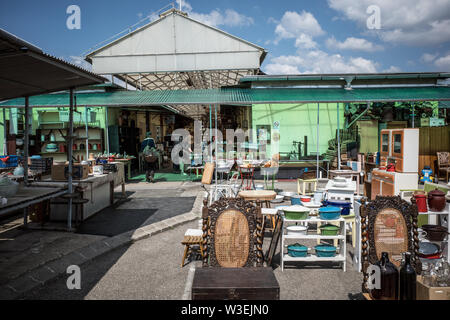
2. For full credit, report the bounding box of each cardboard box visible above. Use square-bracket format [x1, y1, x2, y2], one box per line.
[416, 276, 450, 300]
[51, 163, 89, 181]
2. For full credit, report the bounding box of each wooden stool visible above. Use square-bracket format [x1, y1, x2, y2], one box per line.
[297, 178, 317, 195]
[181, 229, 204, 267]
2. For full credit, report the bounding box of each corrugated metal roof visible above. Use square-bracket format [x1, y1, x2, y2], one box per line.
[0, 28, 105, 100]
[240, 73, 450, 83]
[1, 86, 449, 107]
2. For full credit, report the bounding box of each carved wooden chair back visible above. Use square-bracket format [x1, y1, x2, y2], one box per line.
[201, 198, 264, 268]
[360, 196, 421, 292]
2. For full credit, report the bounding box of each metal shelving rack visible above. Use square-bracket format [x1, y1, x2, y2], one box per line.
[280, 216, 347, 271]
[419, 202, 450, 264]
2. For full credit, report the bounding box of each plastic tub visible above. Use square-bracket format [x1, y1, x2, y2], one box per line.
[315, 245, 337, 257]
[319, 206, 341, 220]
[287, 244, 308, 257]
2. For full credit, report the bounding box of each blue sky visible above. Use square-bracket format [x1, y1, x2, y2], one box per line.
[1, 0, 450, 74]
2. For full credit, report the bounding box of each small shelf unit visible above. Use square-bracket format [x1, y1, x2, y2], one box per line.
[280, 216, 347, 271]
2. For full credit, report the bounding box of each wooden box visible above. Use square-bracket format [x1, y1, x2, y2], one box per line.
[417, 276, 450, 300]
[51, 163, 89, 181]
[192, 267, 280, 300]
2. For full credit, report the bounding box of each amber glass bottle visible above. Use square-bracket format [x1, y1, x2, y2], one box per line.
[370, 252, 399, 300]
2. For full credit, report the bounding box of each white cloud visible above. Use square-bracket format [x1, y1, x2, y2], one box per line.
[177, 0, 254, 27]
[274, 11, 325, 44]
[326, 36, 383, 52]
[383, 66, 401, 73]
[327, 0, 450, 46]
[264, 50, 379, 74]
[295, 34, 318, 49]
[421, 53, 439, 63]
[265, 63, 301, 75]
[434, 54, 450, 69]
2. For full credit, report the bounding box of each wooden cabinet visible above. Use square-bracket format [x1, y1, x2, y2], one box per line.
[390, 129, 419, 173]
[371, 169, 418, 199]
[371, 178, 381, 200]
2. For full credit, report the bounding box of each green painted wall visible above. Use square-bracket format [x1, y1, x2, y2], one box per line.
[0, 106, 110, 155]
[251, 103, 345, 158]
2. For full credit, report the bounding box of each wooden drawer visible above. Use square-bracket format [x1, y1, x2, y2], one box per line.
[372, 171, 395, 183]
[192, 267, 280, 300]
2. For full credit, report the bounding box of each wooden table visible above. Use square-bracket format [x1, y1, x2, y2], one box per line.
[238, 190, 276, 208]
[114, 158, 133, 180]
[192, 267, 280, 300]
[329, 169, 361, 195]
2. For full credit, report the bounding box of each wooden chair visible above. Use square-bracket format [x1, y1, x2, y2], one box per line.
[437, 152, 450, 183]
[191, 197, 280, 300]
[360, 196, 421, 294]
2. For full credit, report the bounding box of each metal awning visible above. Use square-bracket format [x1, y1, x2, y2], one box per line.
[1, 86, 449, 107]
[0, 29, 105, 101]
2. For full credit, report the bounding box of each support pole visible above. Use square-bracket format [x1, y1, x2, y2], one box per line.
[2, 108, 6, 155]
[209, 104, 212, 161]
[24, 97, 30, 186]
[337, 102, 341, 170]
[85, 107, 89, 161]
[215, 104, 218, 186]
[105, 106, 110, 155]
[67, 88, 74, 230]
[412, 105, 415, 128]
[316, 103, 320, 179]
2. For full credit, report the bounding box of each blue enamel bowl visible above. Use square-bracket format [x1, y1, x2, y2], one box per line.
[315, 245, 337, 257]
[287, 244, 308, 257]
[318, 206, 341, 220]
[290, 196, 301, 205]
[322, 200, 352, 215]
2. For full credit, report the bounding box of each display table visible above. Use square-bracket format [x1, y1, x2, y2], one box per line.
[114, 158, 134, 180]
[0, 186, 67, 221]
[238, 190, 276, 208]
[329, 169, 361, 195]
[33, 170, 124, 222]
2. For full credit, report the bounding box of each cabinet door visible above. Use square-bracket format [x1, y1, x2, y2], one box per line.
[383, 181, 395, 196]
[372, 178, 381, 200]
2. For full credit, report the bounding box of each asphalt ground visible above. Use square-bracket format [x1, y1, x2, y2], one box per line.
[22, 218, 364, 300]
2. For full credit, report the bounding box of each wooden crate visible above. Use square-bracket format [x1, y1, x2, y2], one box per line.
[417, 276, 450, 300]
